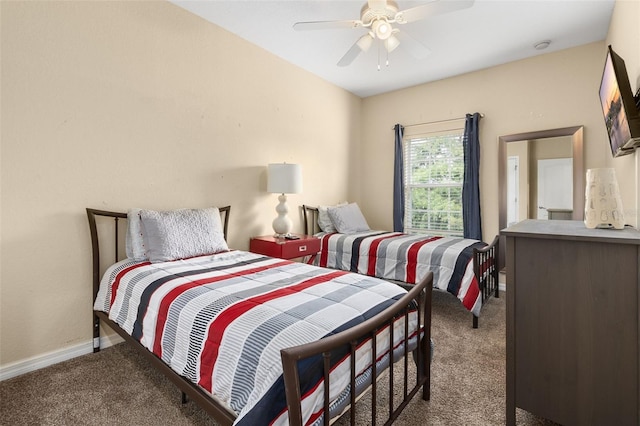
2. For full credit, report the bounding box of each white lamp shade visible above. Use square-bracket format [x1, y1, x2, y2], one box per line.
[384, 34, 400, 53]
[357, 33, 374, 52]
[267, 163, 302, 194]
[372, 19, 391, 40]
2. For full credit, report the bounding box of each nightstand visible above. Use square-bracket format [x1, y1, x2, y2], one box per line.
[249, 234, 320, 260]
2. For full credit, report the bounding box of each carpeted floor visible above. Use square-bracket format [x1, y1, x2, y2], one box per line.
[0, 290, 557, 425]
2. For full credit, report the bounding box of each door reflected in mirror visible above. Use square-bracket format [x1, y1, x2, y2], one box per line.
[506, 136, 573, 225]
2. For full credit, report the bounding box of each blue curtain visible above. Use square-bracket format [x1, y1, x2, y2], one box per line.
[393, 124, 404, 232]
[462, 113, 482, 240]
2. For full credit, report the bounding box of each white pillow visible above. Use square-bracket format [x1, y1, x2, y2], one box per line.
[125, 208, 148, 261]
[140, 207, 228, 263]
[318, 202, 347, 232]
[327, 203, 370, 234]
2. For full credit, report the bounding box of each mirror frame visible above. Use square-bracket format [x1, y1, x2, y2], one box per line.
[498, 125, 584, 269]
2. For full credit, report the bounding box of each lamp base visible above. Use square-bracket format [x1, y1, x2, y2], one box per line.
[272, 193, 292, 236]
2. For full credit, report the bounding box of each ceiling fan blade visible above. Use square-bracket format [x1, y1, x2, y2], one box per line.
[396, 0, 475, 24]
[337, 34, 373, 67]
[293, 20, 363, 31]
[337, 43, 362, 67]
[396, 31, 431, 59]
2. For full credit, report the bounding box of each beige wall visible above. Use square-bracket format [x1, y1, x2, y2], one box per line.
[1, 0, 638, 371]
[0, 1, 360, 366]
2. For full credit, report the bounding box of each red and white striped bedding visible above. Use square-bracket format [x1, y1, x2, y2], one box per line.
[94, 250, 419, 425]
[310, 231, 487, 316]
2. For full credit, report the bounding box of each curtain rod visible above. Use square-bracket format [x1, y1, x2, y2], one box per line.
[392, 113, 484, 130]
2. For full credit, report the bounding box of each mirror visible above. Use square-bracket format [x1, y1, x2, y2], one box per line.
[498, 126, 584, 269]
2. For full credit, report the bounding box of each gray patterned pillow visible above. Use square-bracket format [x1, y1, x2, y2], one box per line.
[327, 203, 370, 234]
[140, 208, 228, 263]
[317, 202, 347, 232]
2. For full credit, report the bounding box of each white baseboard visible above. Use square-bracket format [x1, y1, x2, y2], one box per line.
[0, 334, 123, 382]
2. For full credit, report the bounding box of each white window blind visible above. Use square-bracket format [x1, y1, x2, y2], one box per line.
[403, 127, 464, 236]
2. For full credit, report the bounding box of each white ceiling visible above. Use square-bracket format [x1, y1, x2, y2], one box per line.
[170, 0, 615, 98]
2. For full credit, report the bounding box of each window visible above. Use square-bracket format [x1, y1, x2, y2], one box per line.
[403, 128, 464, 236]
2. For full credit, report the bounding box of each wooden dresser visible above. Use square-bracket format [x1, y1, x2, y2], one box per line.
[502, 220, 640, 425]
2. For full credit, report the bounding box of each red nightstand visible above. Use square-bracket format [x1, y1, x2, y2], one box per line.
[249, 234, 320, 260]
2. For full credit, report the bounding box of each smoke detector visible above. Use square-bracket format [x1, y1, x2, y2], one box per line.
[534, 40, 551, 50]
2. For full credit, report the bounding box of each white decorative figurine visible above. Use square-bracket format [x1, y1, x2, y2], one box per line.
[584, 168, 625, 229]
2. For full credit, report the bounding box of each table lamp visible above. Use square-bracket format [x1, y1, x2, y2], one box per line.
[267, 163, 302, 236]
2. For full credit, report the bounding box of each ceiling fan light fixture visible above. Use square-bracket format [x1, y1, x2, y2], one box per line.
[372, 19, 392, 40]
[384, 34, 400, 52]
[357, 33, 374, 52]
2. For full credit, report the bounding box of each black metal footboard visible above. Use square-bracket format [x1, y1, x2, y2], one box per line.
[281, 273, 433, 426]
[472, 235, 500, 328]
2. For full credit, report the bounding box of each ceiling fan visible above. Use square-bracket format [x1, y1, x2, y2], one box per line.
[294, 0, 475, 67]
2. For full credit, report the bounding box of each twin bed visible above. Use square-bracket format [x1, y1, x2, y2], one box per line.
[87, 206, 432, 426]
[302, 204, 499, 328]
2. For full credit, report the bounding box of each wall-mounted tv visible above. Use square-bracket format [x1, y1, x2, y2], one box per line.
[598, 45, 640, 157]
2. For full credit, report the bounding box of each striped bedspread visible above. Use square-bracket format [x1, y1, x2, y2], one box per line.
[94, 250, 419, 425]
[310, 231, 486, 316]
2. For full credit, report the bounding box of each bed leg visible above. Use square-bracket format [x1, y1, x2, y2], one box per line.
[93, 313, 101, 353]
[181, 392, 188, 405]
[472, 315, 478, 329]
[493, 239, 500, 299]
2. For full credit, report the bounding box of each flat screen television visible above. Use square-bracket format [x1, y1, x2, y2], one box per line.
[598, 45, 640, 157]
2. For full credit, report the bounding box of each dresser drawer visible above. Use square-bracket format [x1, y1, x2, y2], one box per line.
[250, 234, 320, 260]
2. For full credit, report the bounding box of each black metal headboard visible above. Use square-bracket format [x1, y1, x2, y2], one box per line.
[301, 205, 320, 236]
[86, 206, 231, 351]
[86, 206, 230, 285]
